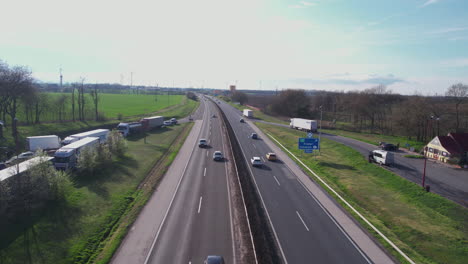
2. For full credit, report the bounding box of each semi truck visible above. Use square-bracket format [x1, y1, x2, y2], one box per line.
[243, 109, 253, 118]
[290, 118, 318, 132]
[1, 156, 54, 182]
[54, 137, 99, 170]
[117, 122, 143, 137]
[62, 129, 110, 145]
[140, 116, 164, 130]
[27, 135, 61, 151]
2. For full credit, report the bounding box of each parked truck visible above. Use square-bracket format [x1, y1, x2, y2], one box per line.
[243, 109, 253, 118]
[27, 135, 61, 151]
[62, 129, 110, 145]
[54, 137, 99, 170]
[140, 116, 164, 130]
[117, 122, 143, 137]
[290, 118, 318, 132]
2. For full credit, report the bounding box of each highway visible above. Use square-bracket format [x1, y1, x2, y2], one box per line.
[256, 120, 468, 207]
[215, 98, 394, 264]
[112, 98, 255, 264]
[147, 98, 235, 263]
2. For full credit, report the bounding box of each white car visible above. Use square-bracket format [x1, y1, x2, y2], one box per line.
[163, 120, 173, 126]
[251, 157, 262, 167]
[213, 151, 223, 161]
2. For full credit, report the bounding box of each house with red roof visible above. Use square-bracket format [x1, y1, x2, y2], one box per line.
[425, 132, 468, 164]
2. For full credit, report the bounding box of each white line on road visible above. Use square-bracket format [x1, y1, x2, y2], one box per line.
[206, 151, 208, 157]
[203, 167, 206, 177]
[273, 176, 281, 186]
[253, 144, 257, 149]
[296, 211, 309, 231]
[261, 157, 265, 162]
[268, 133, 415, 264]
[198, 196, 203, 214]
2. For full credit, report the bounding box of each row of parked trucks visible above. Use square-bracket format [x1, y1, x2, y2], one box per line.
[2, 115, 171, 178]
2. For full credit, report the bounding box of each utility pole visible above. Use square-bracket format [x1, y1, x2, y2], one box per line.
[59, 67, 63, 88]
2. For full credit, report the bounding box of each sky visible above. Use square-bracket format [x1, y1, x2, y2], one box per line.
[1, 0, 468, 95]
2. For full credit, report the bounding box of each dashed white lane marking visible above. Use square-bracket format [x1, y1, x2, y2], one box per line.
[261, 157, 265, 162]
[296, 211, 309, 231]
[273, 176, 281, 186]
[198, 196, 203, 214]
[206, 151, 208, 157]
[203, 167, 206, 177]
[253, 144, 257, 149]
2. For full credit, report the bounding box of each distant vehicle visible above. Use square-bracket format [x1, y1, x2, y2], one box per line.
[163, 120, 173, 126]
[62, 129, 110, 145]
[5, 151, 35, 165]
[369, 150, 394, 166]
[189, 116, 193, 121]
[266, 152, 277, 161]
[117, 122, 143, 137]
[251, 133, 258, 139]
[243, 109, 253, 118]
[240, 118, 245, 123]
[380, 142, 398, 151]
[27, 135, 61, 151]
[290, 118, 318, 132]
[0, 162, 6, 170]
[199, 139, 208, 148]
[140, 116, 164, 130]
[170, 118, 178, 124]
[204, 255, 225, 264]
[54, 137, 99, 170]
[213, 151, 223, 161]
[251, 156, 262, 167]
[212, 114, 216, 118]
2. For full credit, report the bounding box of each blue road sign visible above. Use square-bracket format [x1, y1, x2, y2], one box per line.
[307, 132, 313, 138]
[304, 149, 313, 153]
[298, 138, 319, 149]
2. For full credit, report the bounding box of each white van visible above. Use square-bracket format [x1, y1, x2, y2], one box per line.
[369, 150, 394, 166]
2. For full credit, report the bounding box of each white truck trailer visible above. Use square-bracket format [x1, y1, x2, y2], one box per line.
[54, 137, 99, 170]
[140, 116, 164, 130]
[290, 118, 318, 132]
[243, 109, 253, 118]
[27, 135, 61, 151]
[62, 129, 110, 145]
[0, 156, 54, 182]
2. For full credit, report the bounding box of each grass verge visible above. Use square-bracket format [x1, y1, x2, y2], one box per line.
[0, 123, 193, 264]
[256, 122, 468, 264]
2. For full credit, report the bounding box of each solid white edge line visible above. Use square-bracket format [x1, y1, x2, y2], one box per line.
[219, 113, 237, 264]
[198, 196, 203, 214]
[267, 133, 416, 264]
[228, 113, 288, 264]
[295, 178, 372, 264]
[296, 211, 309, 232]
[143, 102, 205, 264]
[220, 103, 259, 264]
[273, 176, 281, 186]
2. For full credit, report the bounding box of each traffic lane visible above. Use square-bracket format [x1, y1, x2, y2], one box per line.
[110, 121, 204, 264]
[237, 130, 369, 263]
[149, 100, 214, 263]
[186, 100, 234, 263]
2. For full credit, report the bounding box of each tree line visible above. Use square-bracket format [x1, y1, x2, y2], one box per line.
[237, 84, 468, 142]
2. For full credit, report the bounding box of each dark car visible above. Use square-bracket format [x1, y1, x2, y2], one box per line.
[204, 255, 225, 264]
[381, 143, 397, 151]
[240, 118, 245, 123]
[251, 133, 258, 139]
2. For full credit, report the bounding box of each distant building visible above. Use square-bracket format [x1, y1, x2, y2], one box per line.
[230, 85, 236, 94]
[425, 132, 468, 163]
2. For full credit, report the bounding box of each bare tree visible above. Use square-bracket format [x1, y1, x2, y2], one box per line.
[90, 84, 99, 121]
[446, 83, 468, 131]
[71, 83, 76, 121]
[0, 63, 35, 152]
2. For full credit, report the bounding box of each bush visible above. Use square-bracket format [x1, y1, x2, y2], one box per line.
[107, 130, 127, 157]
[117, 113, 123, 120]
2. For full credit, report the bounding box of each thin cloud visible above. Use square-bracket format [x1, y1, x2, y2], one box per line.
[440, 58, 468, 67]
[300, 1, 316, 6]
[289, 1, 316, 9]
[421, 0, 441, 7]
[430, 27, 468, 34]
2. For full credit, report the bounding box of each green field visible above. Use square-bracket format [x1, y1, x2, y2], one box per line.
[256, 123, 468, 264]
[0, 123, 193, 264]
[220, 98, 289, 125]
[16, 93, 184, 122]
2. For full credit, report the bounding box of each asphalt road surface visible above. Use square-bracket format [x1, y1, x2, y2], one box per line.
[112, 99, 239, 264]
[256, 120, 468, 207]
[213, 98, 394, 264]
